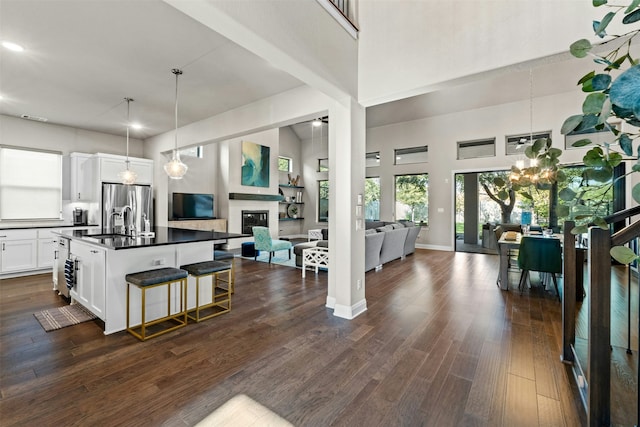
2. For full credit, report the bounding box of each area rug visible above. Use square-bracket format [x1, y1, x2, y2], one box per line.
[243, 252, 297, 268]
[34, 304, 97, 332]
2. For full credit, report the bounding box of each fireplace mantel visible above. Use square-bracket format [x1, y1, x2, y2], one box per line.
[229, 193, 283, 202]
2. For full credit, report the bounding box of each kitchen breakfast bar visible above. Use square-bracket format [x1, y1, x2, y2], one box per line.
[55, 227, 247, 335]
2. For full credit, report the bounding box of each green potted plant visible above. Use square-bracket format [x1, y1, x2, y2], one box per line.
[559, 0, 640, 263]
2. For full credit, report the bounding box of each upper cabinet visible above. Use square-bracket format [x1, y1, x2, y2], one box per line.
[68, 152, 93, 201]
[92, 154, 153, 185]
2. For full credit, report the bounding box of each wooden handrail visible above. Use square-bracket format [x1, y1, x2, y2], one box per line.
[611, 218, 640, 247]
[603, 205, 640, 224]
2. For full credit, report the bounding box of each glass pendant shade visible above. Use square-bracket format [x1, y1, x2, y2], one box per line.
[119, 160, 138, 185]
[164, 68, 188, 179]
[120, 97, 137, 185]
[164, 152, 188, 179]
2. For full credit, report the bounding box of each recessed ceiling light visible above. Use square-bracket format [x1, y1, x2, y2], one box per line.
[312, 119, 322, 127]
[2, 41, 24, 52]
[130, 123, 142, 130]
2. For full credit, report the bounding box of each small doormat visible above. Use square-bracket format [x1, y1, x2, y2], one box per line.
[34, 304, 97, 332]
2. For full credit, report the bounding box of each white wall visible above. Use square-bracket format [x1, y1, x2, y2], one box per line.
[164, 0, 357, 100]
[144, 86, 333, 227]
[0, 114, 144, 157]
[0, 114, 146, 225]
[367, 88, 592, 250]
[167, 145, 219, 218]
[278, 125, 304, 237]
[219, 128, 280, 249]
[358, 1, 601, 105]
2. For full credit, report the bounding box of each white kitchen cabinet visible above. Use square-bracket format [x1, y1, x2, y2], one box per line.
[37, 229, 60, 269]
[71, 242, 106, 320]
[93, 154, 153, 185]
[0, 229, 38, 273]
[69, 152, 93, 201]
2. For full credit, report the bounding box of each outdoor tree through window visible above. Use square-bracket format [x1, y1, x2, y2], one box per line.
[318, 180, 329, 222]
[365, 177, 380, 220]
[395, 174, 428, 224]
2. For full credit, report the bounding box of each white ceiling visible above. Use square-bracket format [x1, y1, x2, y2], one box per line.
[0, 0, 303, 139]
[0, 0, 618, 145]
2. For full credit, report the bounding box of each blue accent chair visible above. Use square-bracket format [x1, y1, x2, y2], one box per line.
[252, 226, 292, 263]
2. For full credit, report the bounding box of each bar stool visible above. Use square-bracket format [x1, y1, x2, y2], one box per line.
[180, 260, 232, 322]
[214, 250, 235, 292]
[125, 267, 188, 341]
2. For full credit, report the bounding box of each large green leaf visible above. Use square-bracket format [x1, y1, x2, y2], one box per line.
[572, 138, 594, 147]
[578, 70, 596, 85]
[623, 8, 640, 23]
[583, 92, 607, 114]
[561, 115, 584, 134]
[572, 224, 589, 234]
[626, 0, 640, 13]
[556, 205, 570, 217]
[633, 182, 640, 204]
[608, 151, 623, 167]
[591, 73, 612, 90]
[493, 177, 505, 187]
[548, 148, 563, 158]
[532, 138, 547, 153]
[610, 65, 640, 117]
[619, 133, 633, 156]
[570, 39, 592, 58]
[559, 187, 577, 201]
[575, 114, 599, 132]
[593, 0, 607, 5]
[594, 12, 616, 36]
[611, 246, 639, 265]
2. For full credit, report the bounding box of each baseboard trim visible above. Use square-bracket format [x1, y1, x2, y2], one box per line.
[415, 243, 452, 252]
[333, 298, 367, 319]
[325, 296, 336, 309]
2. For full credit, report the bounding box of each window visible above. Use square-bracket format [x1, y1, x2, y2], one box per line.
[0, 146, 62, 220]
[278, 156, 292, 172]
[565, 127, 616, 150]
[505, 131, 552, 155]
[318, 158, 329, 172]
[395, 174, 428, 224]
[318, 180, 329, 222]
[394, 146, 428, 165]
[366, 152, 380, 167]
[365, 177, 380, 220]
[179, 146, 203, 158]
[457, 138, 495, 160]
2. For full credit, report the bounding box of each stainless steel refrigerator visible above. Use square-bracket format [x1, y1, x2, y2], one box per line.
[102, 183, 153, 234]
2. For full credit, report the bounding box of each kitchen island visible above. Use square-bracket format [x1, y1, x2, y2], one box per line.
[55, 227, 248, 334]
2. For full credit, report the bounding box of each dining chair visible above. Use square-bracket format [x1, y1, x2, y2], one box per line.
[517, 236, 562, 301]
[252, 226, 292, 263]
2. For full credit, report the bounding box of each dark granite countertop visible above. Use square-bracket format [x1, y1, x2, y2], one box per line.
[55, 226, 249, 250]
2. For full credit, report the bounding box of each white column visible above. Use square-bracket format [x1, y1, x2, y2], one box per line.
[326, 98, 366, 319]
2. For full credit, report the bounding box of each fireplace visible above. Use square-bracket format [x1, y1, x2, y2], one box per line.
[242, 210, 268, 234]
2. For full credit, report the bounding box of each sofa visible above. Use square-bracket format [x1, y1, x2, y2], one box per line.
[293, 221, 420, 272]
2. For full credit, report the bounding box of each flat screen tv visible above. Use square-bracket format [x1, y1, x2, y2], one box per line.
[172, 193, 214, 220]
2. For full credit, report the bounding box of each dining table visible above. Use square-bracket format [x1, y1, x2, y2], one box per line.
[496, 230, 586, 298]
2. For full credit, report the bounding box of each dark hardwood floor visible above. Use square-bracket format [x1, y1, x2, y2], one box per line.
[0, 250, 592, 426]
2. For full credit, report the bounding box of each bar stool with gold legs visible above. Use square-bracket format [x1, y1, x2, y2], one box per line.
[214, 250, 235, 293]
[125, 267, 188, 341]
[180, 260, 232, 322]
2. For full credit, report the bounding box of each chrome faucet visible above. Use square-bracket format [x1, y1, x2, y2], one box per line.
[121, 205, 135, 236]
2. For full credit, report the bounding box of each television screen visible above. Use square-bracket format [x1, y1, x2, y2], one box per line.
[172, 193, 214, 220]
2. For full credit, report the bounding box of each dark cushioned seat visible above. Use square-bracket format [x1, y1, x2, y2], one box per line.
[214, 250, 234, 261]
[180, 260, 231, 276]
[125, 267, 187, 287]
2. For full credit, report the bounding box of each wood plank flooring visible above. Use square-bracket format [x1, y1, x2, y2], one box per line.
[0, 250, 590, 426]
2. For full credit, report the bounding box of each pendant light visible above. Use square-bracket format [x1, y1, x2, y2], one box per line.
[118, 97, 137, 185]
[164, 68, 188, 179]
